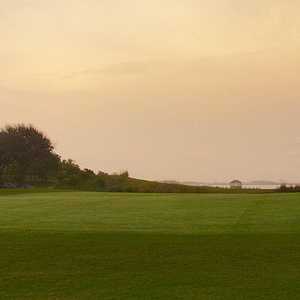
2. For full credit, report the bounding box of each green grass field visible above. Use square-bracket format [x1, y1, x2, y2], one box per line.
[1, 191, 300, 299]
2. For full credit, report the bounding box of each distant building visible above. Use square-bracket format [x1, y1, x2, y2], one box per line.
[229, 180, 242, 189]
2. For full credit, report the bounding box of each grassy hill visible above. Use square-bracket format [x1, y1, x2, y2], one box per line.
[1, 191, 300, 299]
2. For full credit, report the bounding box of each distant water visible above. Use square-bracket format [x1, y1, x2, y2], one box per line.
[208, 184, 280, 190]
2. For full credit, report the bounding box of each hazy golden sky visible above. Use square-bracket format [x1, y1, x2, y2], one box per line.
[1, 0, 300, 182]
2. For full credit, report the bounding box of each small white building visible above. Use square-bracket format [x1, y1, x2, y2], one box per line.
[229, 180, 242, 189]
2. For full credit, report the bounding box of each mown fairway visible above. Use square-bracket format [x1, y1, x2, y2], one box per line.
[1, 191, 300, 299]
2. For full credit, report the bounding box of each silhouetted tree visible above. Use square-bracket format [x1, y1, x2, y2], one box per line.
[0, 124, 60, 186]
[56, 160, 106, 190]
[56, 159, 82, 187]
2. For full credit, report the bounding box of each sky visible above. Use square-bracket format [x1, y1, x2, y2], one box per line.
[1, 0, 300, 182]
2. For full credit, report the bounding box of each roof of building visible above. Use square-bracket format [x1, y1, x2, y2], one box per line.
[230, 180, 242, 184]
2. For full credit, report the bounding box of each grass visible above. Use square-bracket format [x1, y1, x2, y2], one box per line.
[0, 191, 300, 299]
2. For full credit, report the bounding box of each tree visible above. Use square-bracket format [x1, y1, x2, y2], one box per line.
[56, 159, 83, 188]
[55, 160, 106, 190]
[0, 124, 60, 186]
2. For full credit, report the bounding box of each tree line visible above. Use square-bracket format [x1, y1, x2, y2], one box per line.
[1, 124, 298, 193]
[0, 124, 214, 192]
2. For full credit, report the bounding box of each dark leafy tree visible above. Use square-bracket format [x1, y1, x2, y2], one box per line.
[56, 159, 83, 188]
[0, 124, 60, 186]
[56, 160, 105, 190]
